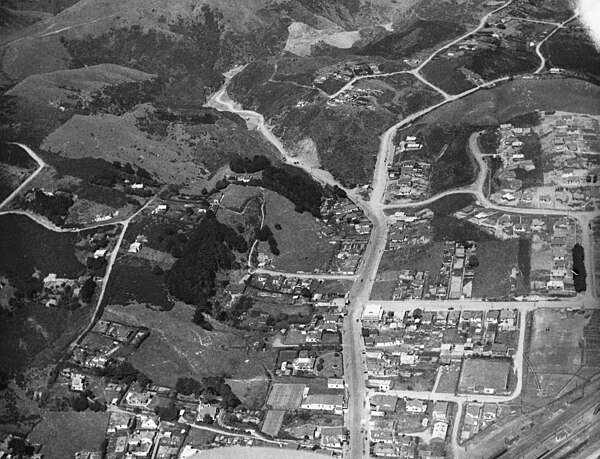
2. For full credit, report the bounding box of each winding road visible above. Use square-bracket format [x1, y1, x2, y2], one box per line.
[0, 142, 45, 210]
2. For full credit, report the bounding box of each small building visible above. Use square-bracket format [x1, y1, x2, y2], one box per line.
[128, 242, 142, 253]
[432, 401, 448, 421]
[320, 426, 346, 448]
[371, 395, 398, 413]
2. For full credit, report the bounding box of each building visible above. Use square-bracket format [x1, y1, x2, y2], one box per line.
[320, 426, 346, 448]
[432, 402, 448, 421]
[328, 378, 345, 389]
[405, 399, 426, 413]
[301, 394, 344, 412]
[431, 422, 448, 441]
[371, 395, 398, 413]
[292, 352, 315, 372]
[362, 304, 384, 324]
[458, 359, 511, 395]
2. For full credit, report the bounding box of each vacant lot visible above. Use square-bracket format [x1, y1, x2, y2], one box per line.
[28, 411, 109, 459]
[378, 242, 444, 274]
[472, 240, 519, 299]
[219, 185, 262, 212]
[258, 190, 334, 273]
[370, 281, 397, 301]
[527, 309, 586, 375]
[435, 363, 461, 394]
[103, 302, 276, 386]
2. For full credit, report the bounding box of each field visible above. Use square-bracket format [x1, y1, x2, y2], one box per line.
[261, 410, 285, 437]
[258, 190, 334, 273]
[472, 240, 519, 299]
[378, 242, 445, 274]
[103, 302, 277, 387]
[27, 411, 109, 459]
[435, 362, 461, 393]
[527, 310, 586, 376]
[266, 383, 305, 410]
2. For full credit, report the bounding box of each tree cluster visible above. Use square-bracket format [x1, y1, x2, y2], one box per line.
[175, 376, 241, 409]
[255, 225, 279, 255]
[572, 243, 587, 292]
[20, 190, 73, 225]
[166, 211, 248, 320]
[229, 155, 270, 174]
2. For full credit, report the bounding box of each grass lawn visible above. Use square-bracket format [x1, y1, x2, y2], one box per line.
[103, 302, 276, 387]
[28, 411, 109, 459]
[259, 190, 334, 273]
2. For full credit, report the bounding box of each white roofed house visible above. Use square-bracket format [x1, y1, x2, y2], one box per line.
[405, 399, 426, 413]
[301, 394, 344, 413]
[362, 304, 384, 324]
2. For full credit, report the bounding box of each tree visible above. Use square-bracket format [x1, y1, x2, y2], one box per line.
[203, 413, 214, 424]
[154, 404, 179, 421]
[572, 243, 587, 292]
[176, 377, 203, 396]
[80, 278, 96, 303]
[71, 395, 89, 411]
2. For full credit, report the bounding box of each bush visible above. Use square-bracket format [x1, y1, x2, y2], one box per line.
[572, 243, 586, 292]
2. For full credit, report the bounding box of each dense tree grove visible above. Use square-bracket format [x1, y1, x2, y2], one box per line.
[229, 154, 270, 173]
[166, 211, 247, 315]
[20, 190, 74, 225]
[572, 243, 587, 292]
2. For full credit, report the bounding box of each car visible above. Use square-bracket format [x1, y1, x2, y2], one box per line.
[448, 307, 454, 310]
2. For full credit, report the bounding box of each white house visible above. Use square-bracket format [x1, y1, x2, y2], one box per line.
[431, 422, 448, 441]
[405, 399, 426, 413]
[301, 394, 344, 413]
[327, 378, 345, 390]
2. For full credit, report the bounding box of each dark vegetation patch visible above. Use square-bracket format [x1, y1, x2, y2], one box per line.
[572, 243, 586, 292]
[478, 129, 500, 155]
[518, 237, 531, 295]
[466, 45, 538, 80]
[420, 59, 477, 95]
[402, 124, 479, 193]
[277, 105, 394, 186]
[17, 189, 74, 226]
[229, 156, 326, 217]
[125, 216, 191, 255]
[0, 214, 85, 296]
[165, 211, 248, 318]
[472, 240, 519, 298]
[104, 257, 174, 311]
[0, 143, 36, 168]
[507, 111, 541, 128]
[0, 300, 92, 373]
[359, 20, 466, 59]
[542, 25, 600, 83]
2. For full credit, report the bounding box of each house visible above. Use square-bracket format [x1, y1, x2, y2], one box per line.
[320, 426, 346, 448]
[131, 183, 144, 189]
[197, 403, 218, 422]
[301, 394, 344, 412]
[405, 399, 426, 413]
[432, 402, 448, 421]
[107, 412, 135, 433]
[367, 379, 392, 391]
[128, 242, 142, 253]
[292, 351, 315, 372]
[152, 204, 168, 214]
[499, 309, 517, 331]
[482, 404, 498, 421]
[431, 422, 448, 441]
[70, 374, 86, 391]
[371, 395, 398, 413]
[127, 430, 155, 458]
[137, 414, 160, 430]
[327, 378, 345, 390]
[362, 304, 384, 324]
[93, 249, 107, 259]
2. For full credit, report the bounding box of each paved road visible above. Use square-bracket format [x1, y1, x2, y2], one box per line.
[534, 13, 580, 74]
[0, 143, 45, 210]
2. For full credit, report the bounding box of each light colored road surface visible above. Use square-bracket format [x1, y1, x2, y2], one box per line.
[251, 268, 356, 281]
[0, 143, 45, 210]
[534, 12, 580, 74]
